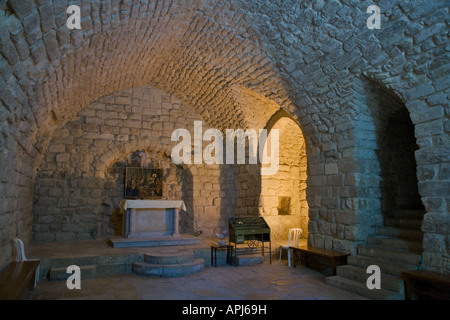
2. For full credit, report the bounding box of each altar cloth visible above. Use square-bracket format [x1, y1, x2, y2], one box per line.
[120, 200, 187, 211]
[120, 200, 186, 238]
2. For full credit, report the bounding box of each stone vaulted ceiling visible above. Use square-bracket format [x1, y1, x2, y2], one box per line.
[1, 0, 448, 175]
[1, 0, 289, 168]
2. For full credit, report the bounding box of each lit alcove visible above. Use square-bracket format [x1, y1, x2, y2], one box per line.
[260, 116, 309, 241]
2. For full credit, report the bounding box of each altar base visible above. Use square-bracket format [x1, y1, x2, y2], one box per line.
[108, 234, 200, 248]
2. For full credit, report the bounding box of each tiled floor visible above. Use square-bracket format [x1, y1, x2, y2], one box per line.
[22, 262, 367, 300]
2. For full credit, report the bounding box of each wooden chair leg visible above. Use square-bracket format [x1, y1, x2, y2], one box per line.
[279, 247, 282, 264]
[288, 249, 291, 267]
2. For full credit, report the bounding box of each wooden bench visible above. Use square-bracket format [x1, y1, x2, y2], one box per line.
[0, 260, 40, 300]
[290, 245, 350, 275]
[402, 270, 450, 300]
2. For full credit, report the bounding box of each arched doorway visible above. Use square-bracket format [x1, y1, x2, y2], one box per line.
[361, 78, 425, 232]
[260, 114, 309, 241]
[379, 107, 425, 227]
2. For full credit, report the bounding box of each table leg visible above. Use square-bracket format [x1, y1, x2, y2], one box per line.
[331, 259, 337, 275]
[269, 239, 272, 264]
[261, 235, 264, 259]
[404, 279, 413, 300]
[173, 208, 180, 237]
[214, 248, 217, 267]
[211, 247, 214, 267]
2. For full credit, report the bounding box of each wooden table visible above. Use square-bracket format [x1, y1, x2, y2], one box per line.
[402, 270, 450, 300]
[228, 217, 272, 266]
[290, 245, 350, 275]
[0, 260, 40, 300]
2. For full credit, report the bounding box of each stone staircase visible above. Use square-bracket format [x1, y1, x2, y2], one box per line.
[42, 243, 211, 282]
[326, 209, 425, 300]
[132, 250, 204, 277]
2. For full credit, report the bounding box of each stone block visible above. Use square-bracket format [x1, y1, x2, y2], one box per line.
[438, 164, 450, 180]
[325, 162, 338, 175]
[38, 3, 56, 33]
[419, 181, 450, 197]
[415, 119, 444, 137]
[115, 97, 132, 105]
[335, 211, 358, 226]
[422, 233, 446, 254]
[49, 265, 97, 281]
[404, 83, 435, 101]
[0, 28, 19, 66]
[415, 146, 450, 165]
[422, 212, 450, 234]
[411, 106, 444, 124]
[417, 165, 437, 181]
[48, 144, 66, 153]
[8, 0, 35, 19]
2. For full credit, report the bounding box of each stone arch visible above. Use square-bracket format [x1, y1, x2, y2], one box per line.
[92, 138, 176, 180]
[353, 76, 426, 239]
[33, 84, 231, 241]
[101, 149, 195, 238]
[260, 110, 309, 241]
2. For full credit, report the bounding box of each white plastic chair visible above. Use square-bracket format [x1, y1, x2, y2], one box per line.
[279, 228, 302, 267]
[12, 238, 40, 287]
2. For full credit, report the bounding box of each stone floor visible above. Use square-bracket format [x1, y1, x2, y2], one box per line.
[16, 239, 366, 300]
[21, 237, 367, 300]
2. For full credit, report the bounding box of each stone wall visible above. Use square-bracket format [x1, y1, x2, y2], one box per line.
[261, 117, 308, 240]
[249, 1, 449, 269]
[33, 86, 234, 241]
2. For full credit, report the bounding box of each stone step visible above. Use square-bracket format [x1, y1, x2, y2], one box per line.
[144, 251, 195, 265]
[235, 254, 264, 266]
[49, 265, 97, 281]
[108, 235, 200, 248]
[384, 218, 423, 230]
[232, 247, 259, 255]
[366, 236, 422, 253]
[392, 209, 426, 220]
[336, 265, 404, 293]
[347, 255, 418, 276]
[376, 226, 423, 241]
[132, 258, 205, 277]
[358, 245, 421, 266]
[325, 276, 404, 300]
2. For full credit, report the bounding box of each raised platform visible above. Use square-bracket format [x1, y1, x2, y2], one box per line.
[27, 238, 214, 281]
[108, 234, 200, 248]
[132, 251, 204, 277]
[26, 238, 290, 281]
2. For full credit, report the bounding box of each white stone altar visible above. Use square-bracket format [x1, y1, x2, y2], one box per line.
[120, 200, 187, 239]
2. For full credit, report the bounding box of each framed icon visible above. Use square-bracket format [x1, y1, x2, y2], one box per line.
[124, 167, 163, 199]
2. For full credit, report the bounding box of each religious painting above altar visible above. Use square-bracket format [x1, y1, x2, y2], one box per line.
[125, 167, 163, 199]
